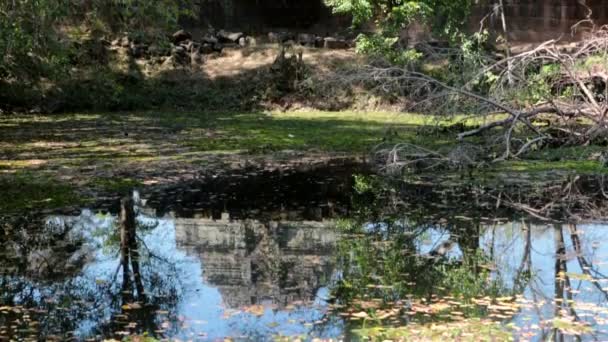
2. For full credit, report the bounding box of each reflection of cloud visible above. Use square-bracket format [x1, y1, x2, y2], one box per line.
[174, 217, 338, 309]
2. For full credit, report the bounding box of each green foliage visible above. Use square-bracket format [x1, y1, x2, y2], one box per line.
[437, 250, 505, 302]
[355, 34, 422, 65]
[74, 0, 198, 41]
[326, 0, 473, 64]
[353, 174, 374, 194]
[0, 0, 71, 81]
[507, 62, 561, 105]
[0, 0, 197, 110]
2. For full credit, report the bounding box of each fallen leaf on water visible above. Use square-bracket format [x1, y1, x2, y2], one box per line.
[351, 311, 369, 319]
[244, 305, 265, 316]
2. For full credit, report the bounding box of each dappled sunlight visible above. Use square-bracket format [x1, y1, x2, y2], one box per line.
[0, 110, 443, 202]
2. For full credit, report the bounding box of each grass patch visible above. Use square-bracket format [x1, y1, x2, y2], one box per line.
[0, 173, 82, 214]
[91, 178, 143, 195]
[1, 110, 606, 216]
[498, 160, 608, 174]
[151, 110, 480, 153]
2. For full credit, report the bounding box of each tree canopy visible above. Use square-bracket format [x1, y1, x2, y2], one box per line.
[325, 0, 473, 64]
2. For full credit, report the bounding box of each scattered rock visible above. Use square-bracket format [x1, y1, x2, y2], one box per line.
[172, 29, 192, 44]
[269, 32, 295, 44]
[112, 36, 130, 48]
[314, 36, 325, 48]
[324, 37, 350, 49]
[200, 43, 214, 54]
[171, 45, 190, 64]
[161, 56, 177, 69]
[129, 43, 148, 58]
[148, 44, 170, 57]
[268, 32, 279, 43]
[246, 36, 257, 47]
[280, 32, 296, 44]
[297, 33, 316, 46]
[238, 36, 247, 47]
[201, 35, 219, 45]
[191, 51, 203, 65]
[172, 45, 187, 56]
[185, 41, 201, 53]
[218, 30, 244, 43]
[212, 42, 224, 53]
[99, 38, 111, 47]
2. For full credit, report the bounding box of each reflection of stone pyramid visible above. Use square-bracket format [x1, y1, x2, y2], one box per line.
[175, 216, 337, 308]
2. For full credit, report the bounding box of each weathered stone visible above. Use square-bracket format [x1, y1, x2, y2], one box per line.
[238, 36, 247, 47]
[171, 46, 190, 64]
[185, 41, 200, 53]
[172, 45, 187, 56]
[268, 31, 295, 44]
[246, 36, 257, 47]
[129, 44, 148, 58]
[314, 36, 324, 48]
[323, 37, 350, 49]
[268, 32, 279, 43]
[200, 43, 215, 54]
[218, 30, 244, 43]
[148, 44, 171, 57]
[279, 32, 296, 43]
[99, 38, 111, 47]
[112, 36, 130, 47]
[201, 35, 219, 45]
[172, 29, 192, 44]
[212, 42, 224, 53]
[297, 33, 316, 46]
[161, 56, 177, 69]
[191, 51, 203, 65]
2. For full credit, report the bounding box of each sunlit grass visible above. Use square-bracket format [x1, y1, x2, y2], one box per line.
[0, 110, 606, 213]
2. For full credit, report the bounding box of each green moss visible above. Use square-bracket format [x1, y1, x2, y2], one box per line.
[1, 110, 606, 215]
[152, 110, 479, 153]
[498, 160, 608, 174]
[0, 173, 82, 214]
[91, 178, 143, 194]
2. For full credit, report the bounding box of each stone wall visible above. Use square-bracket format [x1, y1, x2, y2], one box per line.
[174, 217, 337, 308]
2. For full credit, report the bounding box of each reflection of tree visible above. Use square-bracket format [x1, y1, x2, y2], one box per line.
[119, 196, 145, 302]
[513, 220, 531, 293]
[0, 198, 185, 340]
[94, 195, 183, 339]
[568, 224, 608, 301]
[332, 215, 509, 327]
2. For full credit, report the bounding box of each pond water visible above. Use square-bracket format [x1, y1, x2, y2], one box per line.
[1, 163, 608, 341]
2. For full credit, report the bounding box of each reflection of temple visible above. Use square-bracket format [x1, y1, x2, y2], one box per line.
[174, 216, 337, 308]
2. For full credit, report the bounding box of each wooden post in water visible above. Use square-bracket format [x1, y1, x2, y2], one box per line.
[120, 196, 135, 301]
[120, 194, 146, 301]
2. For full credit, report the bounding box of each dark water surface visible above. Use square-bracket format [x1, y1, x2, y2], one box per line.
[2, 164, 608, 341]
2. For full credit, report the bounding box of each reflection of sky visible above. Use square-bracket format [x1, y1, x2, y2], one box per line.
[62, 211, 343, 341]
[17, 209, 608, 340]
[421, 222, 608, 341]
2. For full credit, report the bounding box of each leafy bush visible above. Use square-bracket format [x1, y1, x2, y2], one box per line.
[0, 0, 198, 112]
[325, 0, 473, 65]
